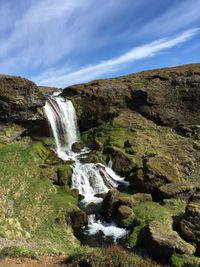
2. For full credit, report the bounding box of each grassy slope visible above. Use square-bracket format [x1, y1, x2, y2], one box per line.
[0, 141, 79, 255]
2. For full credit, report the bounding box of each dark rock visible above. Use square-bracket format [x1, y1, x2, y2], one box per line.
[104, 146, 136, 176]
[61, 64, 200, 132]
[69, 209, 88, 228]
[71, 142, 85, 153]
[179, 202, 200, 253]
[0, 74, 45, 122]
[101, 189, 120, 220]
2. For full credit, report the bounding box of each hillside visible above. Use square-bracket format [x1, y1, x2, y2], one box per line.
[0, 64, 200, 266]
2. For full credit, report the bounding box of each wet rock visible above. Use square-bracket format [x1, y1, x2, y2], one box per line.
[101, 189, 120, 220]
[104, 146, 136, 176]
[69, 209, 88, 228]
[79, 151, 103, 164]
[71, 142, 85, 153]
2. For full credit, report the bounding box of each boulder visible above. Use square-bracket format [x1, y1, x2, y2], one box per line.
[118, 193, 152, 208]
[101, 189, 120, 220]
[158, 181, 200, 201]
[0, 74, 45, 121]
[144, 220, 195, 259]
[71, 142, 85, 153]
[0, 123, 26, 144]
[69, 209, 88, 228]
[116, 205, 135, 228]
[179, 202, 200, 253]
[134, 155, 180, 193]
[104, 146, 136, 176]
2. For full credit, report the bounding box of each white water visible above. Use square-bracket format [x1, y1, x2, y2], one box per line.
[44, 93, 128, 242]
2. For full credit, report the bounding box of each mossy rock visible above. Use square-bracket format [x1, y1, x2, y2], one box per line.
[104, 146, 137, 176]
[116, 205, 135, 228]
[118, 193, 152, 209]
[179, 202, 200, 252]
[101, 189, 120, 220]
[134, 155, 180, 193]
[170, 253, 200, 267]
[79, 151, 104, 164]
[128, 201, 194, 259]
[158, 181, 199, 201]
[57, 164, 73, 185]
[0, 123, 26, 144]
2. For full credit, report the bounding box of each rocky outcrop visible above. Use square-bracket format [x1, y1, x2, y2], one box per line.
[62, 64, 200, 132]
[0, 74, 45, 122]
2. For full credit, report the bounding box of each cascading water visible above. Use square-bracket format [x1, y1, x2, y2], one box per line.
[44, 92, 128, 243]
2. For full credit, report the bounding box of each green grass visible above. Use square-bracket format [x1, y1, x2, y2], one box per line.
[0, 142, 80, 254]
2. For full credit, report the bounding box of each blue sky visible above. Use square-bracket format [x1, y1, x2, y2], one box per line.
[0, 0, 199, 87]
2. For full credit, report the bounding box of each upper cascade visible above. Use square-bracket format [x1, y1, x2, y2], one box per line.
[44, 92, 80, 157]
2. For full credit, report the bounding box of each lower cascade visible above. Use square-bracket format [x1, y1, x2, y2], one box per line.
[44, 92, 128, 244]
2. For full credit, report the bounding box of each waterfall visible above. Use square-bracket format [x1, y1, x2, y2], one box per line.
[44, 92, 79, 157]
[44, 92, 128, 242]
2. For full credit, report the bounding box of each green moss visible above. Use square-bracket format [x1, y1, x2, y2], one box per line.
[57, 164, 73, 185]
[128, 201, 186, 248]
[170, 254, 200, 267]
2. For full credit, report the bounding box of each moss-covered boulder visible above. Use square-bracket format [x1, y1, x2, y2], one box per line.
[104, 147, 136, 176]
[116, 205, 135, 228]
[118, 193, 152, 209]
[170, 253, 200, 267]
[158, 181, 199, 201]
[179, 202, 200, 253]
[144, 219, 195, 259]
[0, 123, 26, 144]
[79, 151, 104, 164]
[128, 201, 194, 259]
[134, 155, 180, 193]
[57, 164, 73, 185]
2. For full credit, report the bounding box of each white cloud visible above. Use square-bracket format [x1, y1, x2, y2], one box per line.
[36, 28, 198, 87]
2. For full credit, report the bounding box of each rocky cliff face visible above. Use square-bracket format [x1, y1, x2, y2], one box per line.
[0, 74, 45, 122]
[62, 64, 200, 134]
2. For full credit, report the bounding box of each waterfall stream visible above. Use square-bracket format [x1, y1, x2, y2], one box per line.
[44, 92, 128, 243]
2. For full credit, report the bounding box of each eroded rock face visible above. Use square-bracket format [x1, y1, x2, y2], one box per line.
[0, 74, 45, 121]
[62, 64, 200, 132]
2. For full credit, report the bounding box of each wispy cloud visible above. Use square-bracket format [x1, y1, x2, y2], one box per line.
[36, 29, 198, 87]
